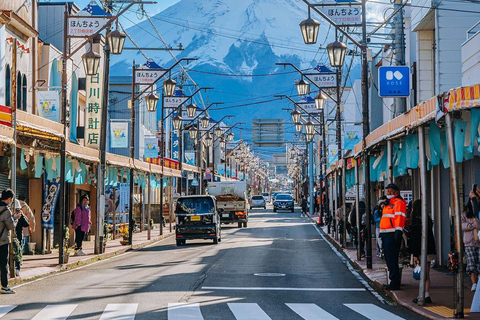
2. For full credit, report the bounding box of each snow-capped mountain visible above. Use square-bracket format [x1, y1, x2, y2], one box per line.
[110, 0, 353, 143]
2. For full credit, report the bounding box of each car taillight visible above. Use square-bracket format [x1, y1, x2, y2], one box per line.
[235, 211, 246, 215]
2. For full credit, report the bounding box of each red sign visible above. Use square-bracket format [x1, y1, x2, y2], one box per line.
[205, 167, 211, 173]
[0, 105, 12, 127]
[163, 158, 179, 170]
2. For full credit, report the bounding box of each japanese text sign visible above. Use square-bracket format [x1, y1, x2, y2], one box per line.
[85, 71, 103, 149]
[320, 6, 361, 25]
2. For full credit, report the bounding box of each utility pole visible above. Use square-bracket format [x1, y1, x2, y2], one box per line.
[393, 0, 406, 116]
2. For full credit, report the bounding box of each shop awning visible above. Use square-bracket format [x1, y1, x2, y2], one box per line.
[66, 142, 99, 163]
[150, 163, 163, 174]
[0, 125, 15, 145]
[134, 159, 150, 172]
[163, 167, 182, 178]
[16, 110, 64, 140]
[106, 153, 132, 168]
[182, 164, 200, 173]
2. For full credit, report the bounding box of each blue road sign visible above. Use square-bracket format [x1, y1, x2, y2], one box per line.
[378, 66, 410, 97]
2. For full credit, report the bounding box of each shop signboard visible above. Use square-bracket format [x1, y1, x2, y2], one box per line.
[328, 145, 338, 166]
[172, 130, 179, 161]
[85, 71, 103, 149]
[134, 69, 167, 85]
[68, 2, 110, 37]
[378, 66, 410, 97]
[42, 178, 61, 230]
[164, 96, 188, 109]
[36, 91, 60, 122]
[184, 152, 196, 166]
[118, 183, 130, 212]
[144, 137, 159, 159]
[344, 126, 362, 151]
[110, 121, 128, 148]
[320, 4, 361, 26]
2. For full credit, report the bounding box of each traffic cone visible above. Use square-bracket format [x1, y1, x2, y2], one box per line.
[318, 215, 323, 226]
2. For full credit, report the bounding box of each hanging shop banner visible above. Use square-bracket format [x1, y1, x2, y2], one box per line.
[85, 71, 103, 149]
[328, 145, 338, 166]
[118, 183, 130, 213]
[320, 5, 361, 26]
[67, 2, 110, 37]
[134, 68, 166, 85]
[42, 178, 61, 230]
[184, 152, 196, 166]
[238, 172, 244, 180]
[217, 164, 225, 175]
[105, 185, 119, 214]
[144, 138, 159, 159]
[110, 121, 128, 148]
[36, 91, 60, 122]
[344, 126, 362, 151]
[172, 130, 179, 162]
[164, 96, 188, 109]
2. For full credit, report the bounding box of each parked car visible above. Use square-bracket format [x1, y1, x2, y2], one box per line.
[175, 195, 221, 246]
[262, 192, 270, 203]
[273, 194, 295, 212]
[250, 195, 266, 209]
[271, 192, 280, 203]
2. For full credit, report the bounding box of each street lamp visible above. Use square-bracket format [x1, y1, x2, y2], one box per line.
[205, 134, 213, 147]
[291, 110, 301, 123]
[200, 115, 210, 129]
[306, 133, 314, 142]
[163, 78, 176, 97]
[315, 92, 327, 110]
[227, 132, 234, 141]
[305, 120, 315, 135]
[189, 126, 198, 139]
[215, 126, 223, 137]
[299, 9, 320, 45]
[296, 78, 310, 96]
[327, 40, 347, 68]
[82, 48, 101, 76]
[172, 115, 183, 130]
[295, 122, 303, 133]
[145, 91, 159, 112]
[220, 138, 226, 150]
[106, 28, 126, 55]
[186, 103, 197, 118]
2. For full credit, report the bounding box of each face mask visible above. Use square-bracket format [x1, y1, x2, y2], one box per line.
[83, 204, 89, 209]
[386, 194, 394, 199]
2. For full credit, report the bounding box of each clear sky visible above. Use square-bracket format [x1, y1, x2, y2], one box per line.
[39, 0, 181, 28]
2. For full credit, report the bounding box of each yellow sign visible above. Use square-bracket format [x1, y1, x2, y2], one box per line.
[190, 215, 200, 221]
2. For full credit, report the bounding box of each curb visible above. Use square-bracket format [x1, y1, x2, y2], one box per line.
[307, 214, 444, 320]
[9, 232, 174, 287]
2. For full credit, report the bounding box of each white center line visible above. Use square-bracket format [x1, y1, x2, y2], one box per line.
[202, 286, 365, 292]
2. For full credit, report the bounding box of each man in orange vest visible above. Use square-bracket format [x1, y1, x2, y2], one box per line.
[380, 183, 406, 291]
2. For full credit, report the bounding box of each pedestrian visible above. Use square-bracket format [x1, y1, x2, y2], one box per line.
[13, 200, 29, 277]
[408, 199, 436, 303]
[72, 194, 92, 256]
[17, 195, 35, 254]
[314, 195, 320, 214]
[380, 183, 407, 291]
[301, 196, 308, 216]
[374, 196, 388, 258]
[335, 202, 345, 243]
[359, 201, 367, 257]
[461, 189, 480, 292]
[0, 189, 15, 294]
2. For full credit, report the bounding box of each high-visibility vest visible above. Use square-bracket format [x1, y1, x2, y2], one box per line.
[379, 195, 406, 234]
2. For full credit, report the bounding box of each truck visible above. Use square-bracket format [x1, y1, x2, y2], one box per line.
[207, 181, 248, 228]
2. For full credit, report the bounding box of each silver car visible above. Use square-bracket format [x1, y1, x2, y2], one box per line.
[250, 195, 266, 209]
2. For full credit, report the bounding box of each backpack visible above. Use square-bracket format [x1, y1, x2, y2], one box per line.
[70, 209, 76, 226]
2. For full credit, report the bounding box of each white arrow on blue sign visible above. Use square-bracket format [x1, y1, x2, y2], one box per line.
[378, 66, 410, 97]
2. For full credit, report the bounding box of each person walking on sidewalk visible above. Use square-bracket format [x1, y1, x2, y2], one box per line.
[17, 195, 35, 254]
[408, 199, 436, 304]
[380, 183, 407, 291]
[0, 189, 15, 294]
[461, 191, 480, 292]
[374, 196, 388, 258]
[72, 195, 92, 256]
[13, 200, 29, 277]
[301, 196, 308, 217]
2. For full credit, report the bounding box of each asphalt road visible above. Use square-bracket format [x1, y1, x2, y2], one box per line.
[1, 205, 427, 319]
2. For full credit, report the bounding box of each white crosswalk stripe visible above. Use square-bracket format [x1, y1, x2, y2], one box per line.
[286, 303, 339, 320]
[228, 303, 272, 320]
[31, 304, 77, 320]
[168, 303, 204, 320]
[344, 303, 405, 320]
[99, 304, 138, 320]
[0, 306, 16, 318]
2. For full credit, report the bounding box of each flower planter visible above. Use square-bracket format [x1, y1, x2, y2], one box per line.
[120, 240, 129, 245]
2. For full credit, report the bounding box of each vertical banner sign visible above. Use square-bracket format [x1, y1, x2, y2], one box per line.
[85, 71, 103, 149]
[172, 130, 179, 162]
[328, 145, 338, 166]
[110, 122, 128, 148]
[344, 126, 362, 151]
[119, 183, 130, 213]
[217, 164, 225, 175]
[42, 178, 61, 230]
[184, 152, 196, 166]
[36, 91, 60, 122]
[144, 137, 159, 159]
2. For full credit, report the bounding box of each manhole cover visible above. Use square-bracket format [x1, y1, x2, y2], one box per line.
[254, 273, 286, 277]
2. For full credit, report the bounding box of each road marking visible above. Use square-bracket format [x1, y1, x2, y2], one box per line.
[228, 303, 271, 320]
[202, 286, 364, 292]
[168, 303, 204, 320]
[0, 306, 16, 318]
[311, 223, 387, 304]
[254, 273, 286, 277]
[31, 304, 77, 320]
[344, 304, 405, 320]
[286, 303, 339, 320]
[99, 303, 138, 320]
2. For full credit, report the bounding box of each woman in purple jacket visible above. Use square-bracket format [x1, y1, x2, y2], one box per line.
[72, 195, 92, 256]
[462, 192, 480, 292]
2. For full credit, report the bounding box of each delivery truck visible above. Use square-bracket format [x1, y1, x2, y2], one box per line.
[207, 181, 248, 228]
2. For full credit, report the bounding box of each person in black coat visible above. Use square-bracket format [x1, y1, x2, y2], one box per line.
[408, 199, 436, 304]
[301, 196, 308, 216]
[13, 200, 29, 276]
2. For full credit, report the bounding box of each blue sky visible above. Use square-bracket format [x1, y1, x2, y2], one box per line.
[40, 0, 180, 28]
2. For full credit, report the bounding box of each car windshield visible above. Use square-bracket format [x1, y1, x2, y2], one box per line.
[275, 195, 292, 200]
[176, 197, 215, 214]
[252, 196, 264, 200]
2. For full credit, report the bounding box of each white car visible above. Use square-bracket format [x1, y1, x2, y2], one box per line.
[250, 195, 266, 209]
[262, 192, 270, 202]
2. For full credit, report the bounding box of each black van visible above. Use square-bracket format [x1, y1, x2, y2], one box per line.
[175, 195, 221, 246]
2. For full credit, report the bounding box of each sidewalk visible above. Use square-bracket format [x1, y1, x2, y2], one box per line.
[9, 224, 175, 286]
[308, 212, 479, 320]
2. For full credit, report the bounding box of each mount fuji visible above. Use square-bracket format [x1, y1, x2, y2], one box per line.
[110, 0, 359, 147]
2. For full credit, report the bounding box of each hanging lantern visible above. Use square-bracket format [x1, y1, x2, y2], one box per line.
[215, 126, 223, 137]
[327, 40, 347, 68]
[314, 92, 327, 110]
[291, 110, 301, 123]
[163, 78, 176, 97]
[295, 123, 303, 133]
[299, 12, 320, 45]
[205, 134, 213, 147]
[305, 120, 315, 135]
[189, 127, 198, 139]
[145, 92, 159, 112]
[296, 78, 310, 96]
[106, 28, 126, 55]
[186, 103, 197, 118]
[82, 48, 101, 76]
[200, 115, 210, 129]
[172, 115, 183, 130]
[306, 133, 314, 142]
[219, 138, 226, 150]
[227, 132, 234, 141]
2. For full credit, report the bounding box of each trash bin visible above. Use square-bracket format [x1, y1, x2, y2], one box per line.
[27, 242, 36, 255]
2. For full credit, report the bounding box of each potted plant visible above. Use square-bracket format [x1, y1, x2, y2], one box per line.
[119, 223, 129, 245]
[63, 226, 71, 263]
